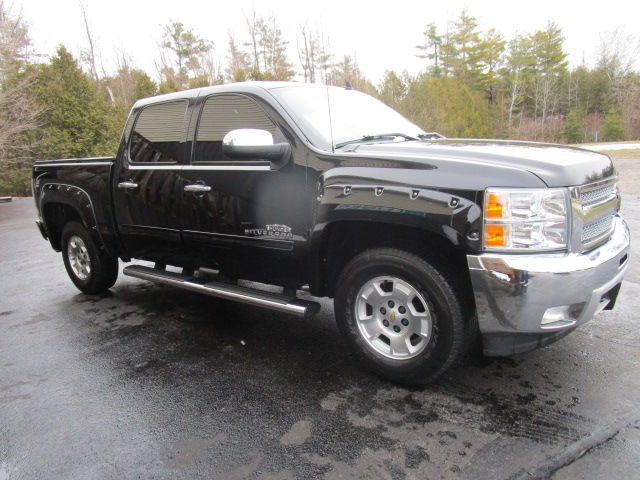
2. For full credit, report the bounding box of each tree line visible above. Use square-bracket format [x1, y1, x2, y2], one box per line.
[1, 2, 639, 196]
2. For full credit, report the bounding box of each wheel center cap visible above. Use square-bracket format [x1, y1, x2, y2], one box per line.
[390, 311, 396, 322]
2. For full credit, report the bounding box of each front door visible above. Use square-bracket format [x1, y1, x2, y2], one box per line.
[180, 93, 309, 286]
[113, 100, 190, 260]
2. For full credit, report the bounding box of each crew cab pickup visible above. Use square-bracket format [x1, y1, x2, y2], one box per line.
[32, 82, 630, 385]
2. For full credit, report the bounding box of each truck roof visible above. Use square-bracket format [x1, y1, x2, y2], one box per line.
[132, 81, 330, 109]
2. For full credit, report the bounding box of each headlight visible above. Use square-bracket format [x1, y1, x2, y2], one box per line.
[483, 188, 568, 251]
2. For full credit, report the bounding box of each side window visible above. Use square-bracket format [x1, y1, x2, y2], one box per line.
[195, 95, 276, 163]
[129, 101, 188, 164]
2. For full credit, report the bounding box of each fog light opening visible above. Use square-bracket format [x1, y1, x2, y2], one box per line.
[541, 303, 584, 329]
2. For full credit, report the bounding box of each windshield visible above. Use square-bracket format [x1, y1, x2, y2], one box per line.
[269, 86, 426, 152]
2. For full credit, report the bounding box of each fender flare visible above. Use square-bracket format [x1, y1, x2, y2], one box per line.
[307, 181, 483, 295]
[38, 182, 107, 253]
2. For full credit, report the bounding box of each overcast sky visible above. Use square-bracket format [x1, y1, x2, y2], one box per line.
[16, 0, 640, 83]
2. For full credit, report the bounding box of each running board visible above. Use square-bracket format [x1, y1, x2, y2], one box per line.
[123, 265, 320, 318]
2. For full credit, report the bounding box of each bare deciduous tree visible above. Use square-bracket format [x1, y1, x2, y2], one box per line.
[297, 22, 332, 83]
[0, 78, 42, 165]
[597, 28, 639, 83]
[326, 55, 362, 87]
[243, 11, 294, 80]
[0, 1, 41, 169]
[244, 11, 262, 73]
[0, 1, 33, 78]
[193, 52, 224, 86]
[597, 28, 640, 138]
[226, 34, 251, 82]
[103, 52, 156, 111]
[79, 2, 99, 81]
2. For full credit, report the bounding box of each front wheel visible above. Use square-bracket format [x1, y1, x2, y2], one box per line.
[61, 221, 118, 294]
[334, 248, 467, 386]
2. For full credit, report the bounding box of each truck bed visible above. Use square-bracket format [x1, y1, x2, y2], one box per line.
[33, 156, 115, 167]
[32, 156, 117, 254]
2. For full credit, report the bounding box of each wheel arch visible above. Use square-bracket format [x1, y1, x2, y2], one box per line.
[309, 218, 475, 312]
[39, 184, 105, 252]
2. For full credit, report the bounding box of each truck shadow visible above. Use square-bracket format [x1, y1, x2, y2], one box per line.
[70, 280, 595, 436]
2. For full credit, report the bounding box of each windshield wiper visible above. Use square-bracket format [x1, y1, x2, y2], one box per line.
[334, 133, 419, 150]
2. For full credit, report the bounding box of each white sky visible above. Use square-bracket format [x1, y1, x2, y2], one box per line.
[16, 0, 640, 83]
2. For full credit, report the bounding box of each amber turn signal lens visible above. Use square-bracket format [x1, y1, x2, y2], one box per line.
[485, 225, 505, 247]
[486, 193, 503, 218]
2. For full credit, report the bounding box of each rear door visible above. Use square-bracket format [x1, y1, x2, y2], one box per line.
[180, 93, 309, 285]
[113, 100, 189, 259]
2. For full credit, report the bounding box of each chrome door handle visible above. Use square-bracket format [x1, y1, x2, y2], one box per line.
[184, 184, 212, 193]
[118, 181, 138, 190]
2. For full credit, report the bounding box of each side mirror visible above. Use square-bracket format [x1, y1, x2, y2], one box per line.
[222, 129, 291, 169]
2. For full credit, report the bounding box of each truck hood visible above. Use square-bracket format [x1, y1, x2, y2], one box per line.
[349, 139, 615, 187]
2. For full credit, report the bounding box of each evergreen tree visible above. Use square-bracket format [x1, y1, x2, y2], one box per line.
[571, 65, 610, 115]
[422, 11, 505, 101]
[476, 28, 505, 102]
[439, 10, 484, 82]
[377, 70, 408, 108]
[529, 22, 568, 122]
[602, 107, 624, 141]
[30, 46, 118, 159]
[131, 70, 156, 101]
[530, 22, 567, 76]
[502, 34, 535, 125]
[400, 74, 492, 138]
[563, 110, 583, 143]
[159, 21, 213, 91]
[416, 24, 442, 75]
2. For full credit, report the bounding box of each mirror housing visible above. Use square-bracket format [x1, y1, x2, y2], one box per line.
[222, 129, 291, 169]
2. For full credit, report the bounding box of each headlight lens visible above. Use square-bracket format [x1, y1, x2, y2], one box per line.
[483, 188, 568, 251]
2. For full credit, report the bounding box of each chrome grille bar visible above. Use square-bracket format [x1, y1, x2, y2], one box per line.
[569, 176, 619, 252]
[580, 183, 617, 206]
[583, 215, 614, 245]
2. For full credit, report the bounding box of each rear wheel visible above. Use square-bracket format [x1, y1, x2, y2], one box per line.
[334, 248, 467, 386]
[61, 221, 118, 294]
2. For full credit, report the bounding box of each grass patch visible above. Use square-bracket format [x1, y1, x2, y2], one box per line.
[574, 141, 640, 146]
[605, 149, 640, 160]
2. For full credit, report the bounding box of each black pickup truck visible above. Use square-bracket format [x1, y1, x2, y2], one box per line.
[32, 82, 630, 385]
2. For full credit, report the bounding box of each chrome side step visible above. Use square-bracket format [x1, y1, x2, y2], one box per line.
[123, 265, 320, 318]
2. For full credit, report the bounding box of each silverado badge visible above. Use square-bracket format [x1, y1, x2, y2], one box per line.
[244, 224, 293, 240]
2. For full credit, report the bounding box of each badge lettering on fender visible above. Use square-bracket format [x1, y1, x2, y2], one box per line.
[244, 224, 293, 240]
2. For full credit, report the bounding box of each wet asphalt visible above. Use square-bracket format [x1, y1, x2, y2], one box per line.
[2, 161, 640, 480]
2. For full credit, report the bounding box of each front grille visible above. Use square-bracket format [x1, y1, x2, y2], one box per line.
[582, 215, 614, 244]
[580, 183, 616, 206]
[573, 177, 618, 250]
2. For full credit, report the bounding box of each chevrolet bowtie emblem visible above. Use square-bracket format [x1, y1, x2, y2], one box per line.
[390, 312, 396, 321]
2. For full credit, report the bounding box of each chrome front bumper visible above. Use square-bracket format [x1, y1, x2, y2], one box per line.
[467, 215, 630, 356]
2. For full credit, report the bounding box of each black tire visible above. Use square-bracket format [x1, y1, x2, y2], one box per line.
[61, 221, 118, 294]
[334, 248, 467, 386]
